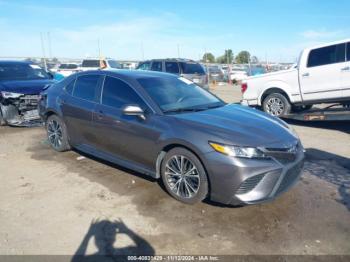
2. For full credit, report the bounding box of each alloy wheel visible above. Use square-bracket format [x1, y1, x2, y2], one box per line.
[266, 97, 285, 116]
[165, 155, 200, 198]
[47, 119, 63, 149]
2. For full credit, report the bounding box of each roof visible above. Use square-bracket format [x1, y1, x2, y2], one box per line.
[305, 38, 350, 50]
[78, 69, 176, 80]
[140, 58, 198, 63]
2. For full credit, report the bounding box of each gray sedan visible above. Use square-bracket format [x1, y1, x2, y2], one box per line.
[39, 70, 304, 205]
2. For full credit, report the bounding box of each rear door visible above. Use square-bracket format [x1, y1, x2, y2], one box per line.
[341, 42, 350, 98]
[61, 74, 102, 146]
[299, 43, 346, 101]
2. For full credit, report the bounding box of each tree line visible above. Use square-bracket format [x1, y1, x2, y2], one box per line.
[202, 50, 258, 64]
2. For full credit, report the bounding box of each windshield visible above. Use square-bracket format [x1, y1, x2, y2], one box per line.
[0, 63, 50, 81]
[138, 76, 224, 113]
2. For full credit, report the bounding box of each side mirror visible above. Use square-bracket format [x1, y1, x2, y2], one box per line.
[122, 105, 146, 120]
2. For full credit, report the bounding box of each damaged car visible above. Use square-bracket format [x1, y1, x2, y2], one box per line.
[0, 61, 55, 126]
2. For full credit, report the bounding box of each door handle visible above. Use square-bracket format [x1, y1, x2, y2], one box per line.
[341, 66, 350, 71]
[302, 72, 310, 77]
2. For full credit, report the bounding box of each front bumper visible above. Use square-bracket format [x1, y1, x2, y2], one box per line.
[202, 146, 305, 205]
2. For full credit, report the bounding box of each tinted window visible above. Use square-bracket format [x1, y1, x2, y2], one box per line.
[165, 62, 180, 74]
[65, 77, 76, 95]
[180, 62, 205, 74]
[59, 64, 78, 69]
[151, 61, 162, 71]
[73, 75, 100, 101]
[347, 43, 350, 61]
[102, 76, 145, 109]
[82, 60, 100, 68]
[0, 63, 50, 81]
[137, 62, 151, 70]
[307, 43, 346, 67]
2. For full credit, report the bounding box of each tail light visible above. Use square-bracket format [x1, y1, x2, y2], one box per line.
[241, 83, 248, 93]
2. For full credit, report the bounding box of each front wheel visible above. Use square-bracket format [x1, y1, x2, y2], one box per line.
[46, 115, 71, 152]
[161, 148, 208, 204]
[262, 93, 291, 116]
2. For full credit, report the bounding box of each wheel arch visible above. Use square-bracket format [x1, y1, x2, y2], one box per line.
[260, 87, 292, 106]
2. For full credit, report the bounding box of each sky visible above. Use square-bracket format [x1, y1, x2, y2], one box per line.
[0, 0, 349, 62]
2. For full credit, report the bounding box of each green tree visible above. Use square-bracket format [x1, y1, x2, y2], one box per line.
[216, 49, 234, 64]
[202, 53, 215, 63]
[250, 55, 259, 64]
[235, 51, 251, 64]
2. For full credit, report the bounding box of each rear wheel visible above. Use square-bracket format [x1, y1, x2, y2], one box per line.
[262, 93, 291, 116]
[161, 148, 208, 204]
[46, 115, 71, 152]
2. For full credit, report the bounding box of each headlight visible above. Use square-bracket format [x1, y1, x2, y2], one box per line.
[0, 91, 23, 98]
[209, 142, 266, 159]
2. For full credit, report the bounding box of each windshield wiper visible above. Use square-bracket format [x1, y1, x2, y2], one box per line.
[163, 107, 205, 114]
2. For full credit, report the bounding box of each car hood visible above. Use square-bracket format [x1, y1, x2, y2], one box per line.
[173, 104, 298, 148]
[0, 79, 55, 95]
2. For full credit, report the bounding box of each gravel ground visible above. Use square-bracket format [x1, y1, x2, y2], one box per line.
[0, 83, 349, 258]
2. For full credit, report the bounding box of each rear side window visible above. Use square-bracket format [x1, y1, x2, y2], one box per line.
[307, 43, 346, 67]
[180, 62, 205, 74]
[165, 62, 180, 74]
[73, 75, 100, 101]
[64, 77, 76, 95]
[347, 43, 350, 61]
[137, 62, 151, 70]
[151, 61, 162, 72]
[81, 60, 100, 68]
[102, 76, 145, 109]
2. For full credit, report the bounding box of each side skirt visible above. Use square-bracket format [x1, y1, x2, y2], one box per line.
[74, 143, 158, 178]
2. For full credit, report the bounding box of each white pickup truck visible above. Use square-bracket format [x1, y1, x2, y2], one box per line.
[241, 39, 350, 116]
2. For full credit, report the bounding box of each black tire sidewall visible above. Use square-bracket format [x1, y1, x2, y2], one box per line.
[263, 93, 291, 116]
[161, 147, 208, 204]
[46, 115, 70, 152]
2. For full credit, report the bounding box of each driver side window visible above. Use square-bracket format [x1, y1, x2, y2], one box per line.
[102, 76, 147, 110]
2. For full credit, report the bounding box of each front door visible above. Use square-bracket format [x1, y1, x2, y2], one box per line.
[93, 75, 161, 169]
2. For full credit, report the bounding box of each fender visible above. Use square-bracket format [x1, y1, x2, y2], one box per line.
[258, 80, 298, 105]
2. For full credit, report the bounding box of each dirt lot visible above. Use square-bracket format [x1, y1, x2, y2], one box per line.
[0, 84, 349, 257]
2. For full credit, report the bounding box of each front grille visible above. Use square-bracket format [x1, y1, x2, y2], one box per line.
[276, 162, 304, 195]
[264, 143, 300, 165]
[236, 174, 265, 195]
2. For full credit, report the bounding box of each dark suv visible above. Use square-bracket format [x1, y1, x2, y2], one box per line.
[39, 70, 304, 205]
[137, 59, 209, 90]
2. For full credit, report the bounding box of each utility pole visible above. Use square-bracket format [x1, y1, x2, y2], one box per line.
[97, 39, 101, 58]
[40, 33, 47, 71]
[177, 44, 180, 58]
[47, 32, 52, 59]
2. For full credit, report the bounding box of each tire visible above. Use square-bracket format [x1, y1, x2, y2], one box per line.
[161, 148, 209, 204]
[262, 93, 291, 116]
[292, 104, 312, 112]
[46, 115, 71, 152]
